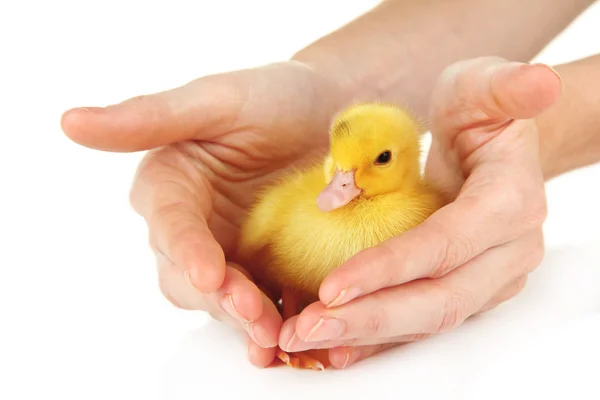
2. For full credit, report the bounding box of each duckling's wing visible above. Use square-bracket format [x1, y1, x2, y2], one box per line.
[238, 188, 283, 258]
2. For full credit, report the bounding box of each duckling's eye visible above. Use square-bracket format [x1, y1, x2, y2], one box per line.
[375, 150, 392, 165]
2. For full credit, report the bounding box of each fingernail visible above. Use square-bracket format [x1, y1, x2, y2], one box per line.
[183, 270, 195, 288]
[341, 349, 360, 369]
[529, 63, 564, 92]
[326, 287, 363, 308]
[219, 294, 251, 323]
[245, 322, 259, 345]
[284, 333, 315, 352]
[304, 317, 346, 341]
[183, 269, 201, 293]
[79, 106, 104, 112]
[244, 322, 277, 348]
[341, 353, 351, 369]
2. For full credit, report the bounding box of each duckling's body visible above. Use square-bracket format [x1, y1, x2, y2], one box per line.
[239, 163, 441, 298]
[237, 102, 444, 370]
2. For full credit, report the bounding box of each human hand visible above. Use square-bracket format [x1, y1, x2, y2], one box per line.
[60, 61, 343, 367]
[278, 57, 563, 368]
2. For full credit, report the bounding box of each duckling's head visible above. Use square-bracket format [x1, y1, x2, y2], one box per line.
[317, 103, 422, 212]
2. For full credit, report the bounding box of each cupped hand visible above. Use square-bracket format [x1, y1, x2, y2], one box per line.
[279, 57, 563, 369]
[61, 61, 343, 367]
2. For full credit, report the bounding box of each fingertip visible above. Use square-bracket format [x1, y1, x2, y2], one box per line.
[492, 62, 563, 119]
[60, 108, 78, 136]
[187, 260, 226, 293]
[60, 98, 171, 152]
[521, 63, 563, 109]
[317, 254, 363, 306]
[247, 338, 277, 368]
[248, 294, 282, 349]
[60, 107, 102, 147]
[226, 268, 264, 322]
[530, 63, 564, 94]
[184, 240, 227, 293]
[278, 316, 299, 350]
[317, 277, 341, 307]
[328, 347, 357, 369]
[318, 247, 380, 307]
[293, 303, 327, 341]
[61, 105, 148, 152]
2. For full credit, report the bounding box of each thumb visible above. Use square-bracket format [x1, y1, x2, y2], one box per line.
[60, 74, 245, 152]
[430, 57, 563, 137]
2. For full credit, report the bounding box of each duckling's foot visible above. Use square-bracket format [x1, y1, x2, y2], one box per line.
[276, 348, 330, 371]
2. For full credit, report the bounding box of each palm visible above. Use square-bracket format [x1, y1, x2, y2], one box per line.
[61, 62, 341, 267]
[149, 63, 340, 259]
[166, 125, 328, 257]
[61, 61, 347, 368]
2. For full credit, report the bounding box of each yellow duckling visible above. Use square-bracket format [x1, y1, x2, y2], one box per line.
[237, 102, 444, 370]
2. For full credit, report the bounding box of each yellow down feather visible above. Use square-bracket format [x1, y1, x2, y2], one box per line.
[237, 102, 444, 301]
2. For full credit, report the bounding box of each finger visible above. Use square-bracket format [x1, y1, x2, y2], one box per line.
[133, 148, 226, 292]
[279, 315, 429, 352]
[158, 253, 281, 349]
[312, 232, 543, 340]
[156, 251, 212, 311]
[431, 57, 563, 139]
[476, 275, 528, 314]
[157, 255, 263, 323]
[206, 270, 282, 349]
[320, 193, 543, 306]
[227, 262, 254, 281]
[247, 337, 277, 368]
[329, 343, 400, 369]
[60, 73, 245, 152]
[242, 292, 282, 349]
[212, 265, 265, 323]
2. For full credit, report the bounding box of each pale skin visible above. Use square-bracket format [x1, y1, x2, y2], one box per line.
[61, 0, 600, 369]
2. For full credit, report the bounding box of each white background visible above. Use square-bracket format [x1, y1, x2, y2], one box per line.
[1, 1, 599, 399]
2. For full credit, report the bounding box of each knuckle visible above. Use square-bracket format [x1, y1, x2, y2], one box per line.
[150, 190, 197, 224]
[428, 221, 474, 278]
[436, 240, 468, 278]
[151, 203, 203, 244]
[364, 308, 387, 337]
[434, 284, 474, 333]
[372, 244, 402, 287]
[409, 333, 432, 342]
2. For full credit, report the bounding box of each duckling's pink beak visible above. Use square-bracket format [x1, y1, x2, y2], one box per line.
[317, 170, 361, 212]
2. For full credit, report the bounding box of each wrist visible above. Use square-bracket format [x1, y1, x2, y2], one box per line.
[537, 56, 600, 181]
